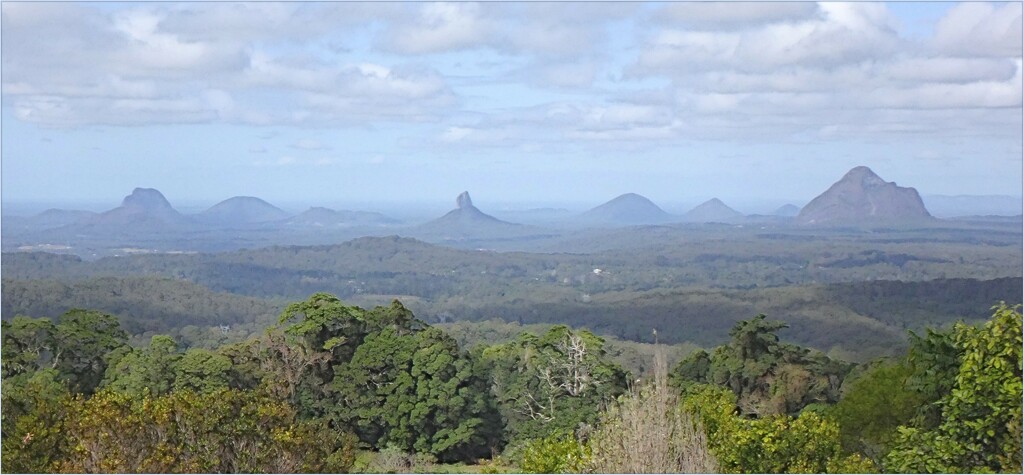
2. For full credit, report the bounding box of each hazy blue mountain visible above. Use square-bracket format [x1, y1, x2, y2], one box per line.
[774, 204, 801, 217]
[578, 193, 673, 226]
[285, 206, 399, 227]
[2, 209, 98, 234]
[80, 188, 193, 230]
[798, 166, 932, 224]
[196, 196, 290, 225]
[412, 192, 539, 240]
[683, 198, 743, 222]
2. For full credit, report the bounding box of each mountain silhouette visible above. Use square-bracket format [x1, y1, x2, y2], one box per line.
[774, 204, 801, 217]
[83, 188, 192, 229]
[578, 193, 672, 226]
[798, 166, 932, 224]
[683, 198, 743, 222]
[197, 196, 290, 226]
[413, 191, 530, 240]
[286, 207, 398, 227]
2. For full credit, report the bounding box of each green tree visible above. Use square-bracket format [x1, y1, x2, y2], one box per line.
[52, 309, 129, 394]
[682, 384, 874, 474]
[173, 348, 233, 393]
[829, 359, 924, 463]
[100, 335, 180, 397]
[58, 389, 356, 473]
[905, 325, 961, 428]
[886, 303, 1023, 473]
[482, 326, 629, 445]
[330, 325, 497, 462]
[1, 316, 57, 378]
[278, 292, 368, 361]
[0, 369, 73, 473]
[519, 432, 589, 474]
[673, 315, 852, 416]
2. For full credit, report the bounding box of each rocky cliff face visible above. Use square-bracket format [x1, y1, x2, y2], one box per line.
[456, 191, 473, 209]
[798, 166, 932, 224]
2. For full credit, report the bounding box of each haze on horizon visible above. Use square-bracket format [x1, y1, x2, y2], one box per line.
[1, 1, 1022, 208]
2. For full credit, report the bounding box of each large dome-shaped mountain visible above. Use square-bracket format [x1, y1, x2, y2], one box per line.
[683, 198, 743, 222]
[197, 196, 290, 225]
[798, 166, 932, 224]
[578, 193, 672, 226]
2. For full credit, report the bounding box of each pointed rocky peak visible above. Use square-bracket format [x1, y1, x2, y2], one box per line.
[456, 191, 474, 209]
[840, 166, 887, 187]
[798, 166, 932, 224]
[121, 187, 174, 211]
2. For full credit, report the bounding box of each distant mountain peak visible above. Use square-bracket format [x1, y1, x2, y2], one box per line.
[684, 198, 742, 222]
[413, 191, 527, 239]
[579, 193, 672, 226]
[841, 166, 887, 187]
[122, 187, 174, 211]
[198, 196, 290, 225]
[774, 204, 801, 217]
[80, 187, 189, 229]
[456, 191, 473, 209]
[798, 166, 932, 224]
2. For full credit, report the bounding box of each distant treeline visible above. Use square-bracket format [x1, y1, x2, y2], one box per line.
[3, 273, 1020, 362]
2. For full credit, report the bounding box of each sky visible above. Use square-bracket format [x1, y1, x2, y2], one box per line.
[1, 1, 1022, 211]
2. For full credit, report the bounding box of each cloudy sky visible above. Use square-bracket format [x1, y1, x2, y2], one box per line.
[2, 1, 1021, 210]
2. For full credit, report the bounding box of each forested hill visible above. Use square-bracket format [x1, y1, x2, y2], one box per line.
[3, 233, 1021, 362]
[2, 273, 1019, 362]
[3, 231, 1020, 295]
[1, 276, 280, 345]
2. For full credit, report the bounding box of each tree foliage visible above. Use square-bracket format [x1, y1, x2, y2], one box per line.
[330, 325, 498, 462]
[56, 388, 355, 473]
[673, 315, 852, 416]
[886, 303, 1023, 473]
[481, 325, 629, 445]
[681, 384, 874, 474]
[829, 359, 924, 462]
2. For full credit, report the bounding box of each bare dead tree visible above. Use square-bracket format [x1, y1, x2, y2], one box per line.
[584, 343, 719, 473]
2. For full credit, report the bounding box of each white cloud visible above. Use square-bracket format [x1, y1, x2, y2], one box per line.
[1, 0, 1020, 148]
[886, 57, 1018, 84]
[933, 2, 1023, 57]
[386, 2, 494, 54]
[656, 2, 819, 30]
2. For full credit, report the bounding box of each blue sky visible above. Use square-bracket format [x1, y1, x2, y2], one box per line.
[2, 1, 1021, 210]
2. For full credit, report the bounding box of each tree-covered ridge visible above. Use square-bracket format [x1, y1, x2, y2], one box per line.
[4, 270, 1020, 362]
[1, 276, 280, 338]
[2, 297, 1020, 473]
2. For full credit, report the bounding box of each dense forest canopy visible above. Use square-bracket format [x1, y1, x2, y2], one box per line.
[2, 298, 1020, 473]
